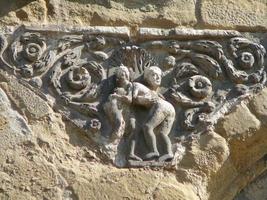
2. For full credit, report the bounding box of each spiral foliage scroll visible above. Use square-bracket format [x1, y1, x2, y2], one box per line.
[0, 26, 266, 167]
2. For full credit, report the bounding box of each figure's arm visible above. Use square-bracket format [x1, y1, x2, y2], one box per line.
[110, 84, 133, 104]
[110, 93, 132, 104]
[170, 91, 204, 107]
[133, 91, 157, 106]
[135, 96, 158, 107]
[131, 83, 157, 106]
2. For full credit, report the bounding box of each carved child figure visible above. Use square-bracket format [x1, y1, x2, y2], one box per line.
[104, 65, 132, 140]
[136, 66, 175, 162]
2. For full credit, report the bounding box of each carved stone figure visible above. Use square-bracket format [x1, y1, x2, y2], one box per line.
[103, 66, 143, 161]
[128, 66, 175, 162]
[103, 65, 133, 141]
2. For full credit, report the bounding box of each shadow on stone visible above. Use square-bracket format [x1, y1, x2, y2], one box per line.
[0, 0, 34, 17]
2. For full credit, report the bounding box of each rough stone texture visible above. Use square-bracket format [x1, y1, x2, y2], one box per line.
[1, 0, 267, 31]
[0, 57, 265, 199]
[212, 89, 267, 200]
[216, 102, 261, 140]
[249, 88, 267, 123]
[0, 0, 47, 27]
[201, 0, 267, 31]
[235, 170, 267, 200]
[0, 73, 203, 199]
[0, 88, 31, 136]
[0, 0, 197, 29]
[0, 1, 267, 200]
[0, 75, 52, 121]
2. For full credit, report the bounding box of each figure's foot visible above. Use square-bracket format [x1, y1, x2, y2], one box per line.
[128, 154, 143, 161]
[158, 154, 173, 162]
[143, 152, 160, 161]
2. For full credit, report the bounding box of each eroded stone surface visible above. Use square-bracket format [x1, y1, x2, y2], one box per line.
[0, 0, 267, 198]
[0, 65, 266, 199]
[201, 0, 267, 31]
[1, 0, 267, 32]
[249, 88, 267, 123]
[0, 0, 47, 27]
[0, 87, 31, 135]
[235, 170, 267, 200]
[0, 0, 197, 28]
[216, 102, 261, 140]
[0, 76, 52, 121]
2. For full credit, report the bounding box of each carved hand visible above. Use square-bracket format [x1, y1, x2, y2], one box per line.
[110, 94, 132, 104]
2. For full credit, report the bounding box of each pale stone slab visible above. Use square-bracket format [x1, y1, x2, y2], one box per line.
[249, 88, 267, 123]
[217, 102, 261, 139]
[138, 27, 241, 39]
[0, 0, 197, 28]
[201, 0, 267, 31]
[24, 25, 130, 38]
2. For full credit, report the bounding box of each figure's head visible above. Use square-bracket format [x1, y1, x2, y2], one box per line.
[115, 65, 130, 84]
[144, 66, 162, 88]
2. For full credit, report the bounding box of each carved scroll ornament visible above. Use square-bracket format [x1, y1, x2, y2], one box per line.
[0, 26, 266, 167]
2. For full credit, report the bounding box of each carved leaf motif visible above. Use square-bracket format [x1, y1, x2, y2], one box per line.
[33, 51, 55, 73]
[91, 51, 109, 61]
[58, 35, 83, 52]
[190, 53, 223, 79]
[109, 45, 155, 79]
[183, 108, 208, 131]
[174, 62, 200, 80]
[168, 37, 266, 135]
[51, 58, 104, 104]
[189, 40, 224, 59]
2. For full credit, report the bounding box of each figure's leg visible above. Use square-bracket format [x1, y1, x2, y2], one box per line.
[128, 117, 142, 161]
[158, 114, 175, 162]
[104, 99, 125, 139]
[143, 104, 166, 160]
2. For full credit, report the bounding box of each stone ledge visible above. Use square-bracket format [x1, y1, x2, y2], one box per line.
[3, 25, 243, 40]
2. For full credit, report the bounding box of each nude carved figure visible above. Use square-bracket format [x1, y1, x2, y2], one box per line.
[105, 66, 175, 162]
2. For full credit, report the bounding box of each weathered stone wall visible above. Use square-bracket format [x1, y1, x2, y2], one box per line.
[0, 1, 266, 200]
[0, 0, 266, 31]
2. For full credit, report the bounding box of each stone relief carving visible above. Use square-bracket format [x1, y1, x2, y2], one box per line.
[0, 26, 266, 167]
